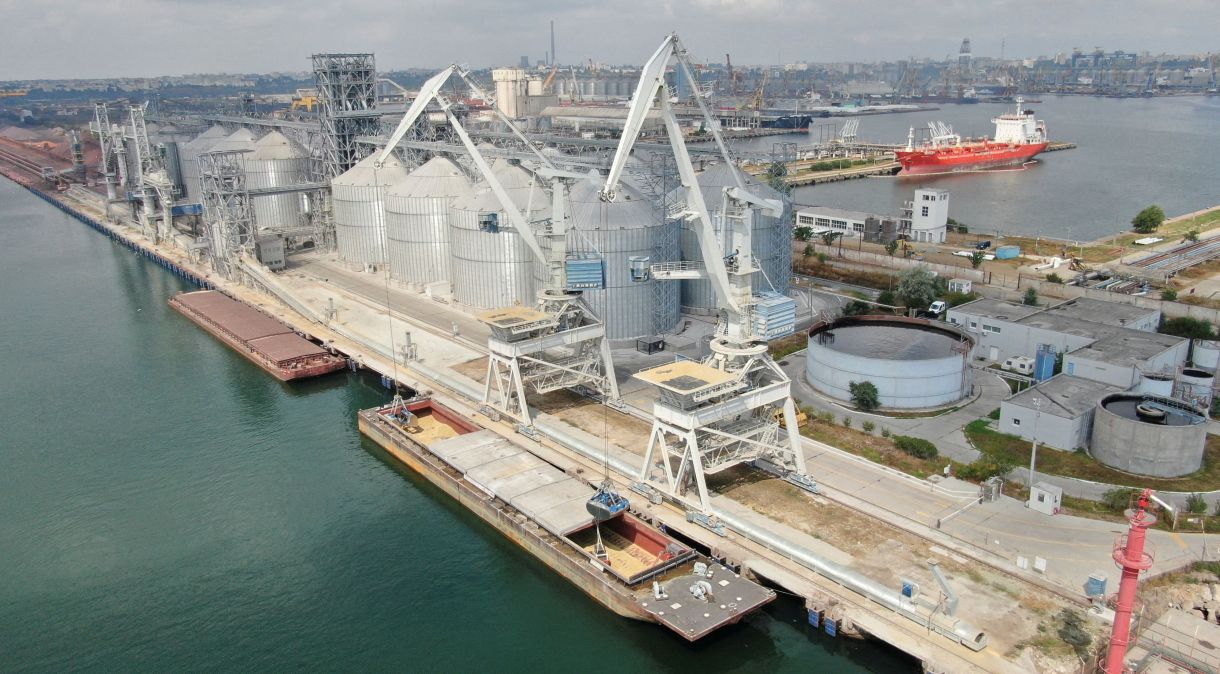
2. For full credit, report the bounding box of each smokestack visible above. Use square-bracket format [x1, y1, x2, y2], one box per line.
[550, 20, 556, 66]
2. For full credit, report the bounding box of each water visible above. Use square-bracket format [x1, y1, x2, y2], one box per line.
[736, 96, 1220, 241]
[0, 177, 915, 672]
[816, 324, 959, 359]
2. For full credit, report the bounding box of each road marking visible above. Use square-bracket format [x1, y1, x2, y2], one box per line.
[1171, 532, 1190, 551]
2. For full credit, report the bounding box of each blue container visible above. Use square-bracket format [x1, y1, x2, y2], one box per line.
[171, 202, 204, 217]
[824, 619, 838, 637]
[995, 245, 1021, 260]
[1034, 344, 1057, 382]
[565, 257, 605, 289]
[807, 610, 821, 628]
[1085, 573, 1107, 597]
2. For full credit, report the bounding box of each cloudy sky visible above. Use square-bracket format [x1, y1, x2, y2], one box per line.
[0, 0, 1216, 79]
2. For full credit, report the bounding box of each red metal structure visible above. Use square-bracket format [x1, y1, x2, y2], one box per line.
[1104, 489, 1158, 673]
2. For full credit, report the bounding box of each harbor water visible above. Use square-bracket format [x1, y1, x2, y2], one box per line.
[0, 176, 915, 671]
[738, 96, 1220, 241]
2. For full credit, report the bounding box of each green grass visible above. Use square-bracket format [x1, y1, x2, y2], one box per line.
[965, 420, 1220, 492]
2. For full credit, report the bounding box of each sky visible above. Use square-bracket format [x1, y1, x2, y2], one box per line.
[0, 0, 1216, 80]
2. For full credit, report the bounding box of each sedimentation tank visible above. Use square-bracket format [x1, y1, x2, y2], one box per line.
[676, 164, 792, 314]
[178, 126, 228, 202]
[385, 157, 474, 287]
[245, 131, 308, 231]
[806, 316, 973, 409]
[449, 162, 548, 309]
[1090, 393, 1207, 478]
[331, 153, 409, 270]
[565, 177, 679, 340]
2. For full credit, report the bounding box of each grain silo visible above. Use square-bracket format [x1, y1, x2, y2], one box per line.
[244, 131, 309, 232]
[385, 157, 474, 287]
[185, 128, 256, 203]
[566, 177, 679, 340]
[331, 153, 409, 270]
[178, 126, 228, 203]
[448, 162, 549, 310]
[676, 164, 792, 314]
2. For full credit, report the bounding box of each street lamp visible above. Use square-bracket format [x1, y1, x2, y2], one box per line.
[1027, 398, 1041, 502]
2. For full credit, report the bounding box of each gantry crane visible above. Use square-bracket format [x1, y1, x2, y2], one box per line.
[376, 65, 619, 427]
[600, 34, 811, 512]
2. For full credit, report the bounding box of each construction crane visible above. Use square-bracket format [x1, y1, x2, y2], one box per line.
[541, 63, 559, 93]
[745, 70, 769, 111]
[725, 53, 737, 97]
[599, 33, 811, 511]
[375, 65, 618, 427]
[568, 67, 582, 104]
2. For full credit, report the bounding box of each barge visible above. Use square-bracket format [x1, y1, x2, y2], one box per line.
[358, 398, 775, 641]
[169, 290, 346, 381]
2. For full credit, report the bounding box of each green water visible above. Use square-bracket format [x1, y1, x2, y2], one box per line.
[0, 178, 916, 672]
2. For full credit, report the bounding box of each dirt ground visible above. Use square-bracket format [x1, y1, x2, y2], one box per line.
[708, 465, 1085, 668]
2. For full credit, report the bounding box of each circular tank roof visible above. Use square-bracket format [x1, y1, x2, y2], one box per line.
[1100, 394, 1205, 427]
[809, 317, 969, 360]
[249, 131, 306, 160]
[387, 156, 474, 200]
[332, 152, 409, 188]
[567, 177, 655, 231]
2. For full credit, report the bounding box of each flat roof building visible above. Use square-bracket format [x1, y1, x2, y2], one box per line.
[999, 374, 1124, 450]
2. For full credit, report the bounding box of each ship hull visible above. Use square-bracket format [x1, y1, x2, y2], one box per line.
[897, 141, 1048, 175]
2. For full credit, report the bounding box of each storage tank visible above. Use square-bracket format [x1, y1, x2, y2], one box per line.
[565, 177, 679, 340]
[676, 164, 792, 314]
[1090, 393, 1207, 478]
[331, 153, 409, 270]
[178, 126, 229, 203]
[384, 157, 474, 287]
[1135, 372, 1175, 397]
[1193, 340, 1220, 372]
[806, 316, 974, 409]
[1178, 368, 1215, 411]
[245, 131, 309, 231]
[448, 163, 549, 309]
[995, 245, 1021, 260]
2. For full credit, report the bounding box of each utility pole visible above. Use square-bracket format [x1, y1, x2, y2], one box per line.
[1026, 398, 1041, 499]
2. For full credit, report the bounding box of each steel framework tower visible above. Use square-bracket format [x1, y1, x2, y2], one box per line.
[312, 53, 381, 178]
[199, 149, 256, 277]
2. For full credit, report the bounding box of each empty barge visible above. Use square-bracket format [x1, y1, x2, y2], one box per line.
[358, 398, 775, 641]
[169, 290, 346, 381]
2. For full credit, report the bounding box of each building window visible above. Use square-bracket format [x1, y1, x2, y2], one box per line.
[852, 222, 865, 233]
[969, 320, 978, 329]
[941, 194, 948, 201]
[815, 217, 830, 227]
[949, 317, 958, 324]
[798, 215, 814, 225]
[921, 206, 929, 217]
[983, 325, 1001, 334]
[1013, 418, 1021, 426]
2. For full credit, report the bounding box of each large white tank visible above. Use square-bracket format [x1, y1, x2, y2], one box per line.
[245, 131, 309, 231]
[188, 128, 256, 202]
[178, 126, 228, 202]
[565, 178, 679, 340]
[676, 164, 792, 314]
[1193, 339, 1220, 372]
[1091, 394, 1207, 478]
[448, 163, 549, 310]
[331, 153, 409, 270]
[384, 157, 474, 286]
[806, 316, 974, 409]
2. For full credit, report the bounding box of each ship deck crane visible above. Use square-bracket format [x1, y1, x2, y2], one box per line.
[599, 33, 811, 512]
[375, 65, 619, 426]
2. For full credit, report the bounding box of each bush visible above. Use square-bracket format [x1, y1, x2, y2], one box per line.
[1186, 492, 1208, 514]
[876, 290, 897, 307]
[816, 252, 829, 264]
[880, 428, 891, 438]
[1185, 228, 1200, 243]
[862, 420, 875, 433]
[1046, 273, 1064, 284]
[1161, 288, 1178, 302]
[849, 381, 881, 411]
[803, 243, 815, 258]
[987, 408, 1001, 420]
[1023, 287, 1039, 306]
[1056, 609, 1093, 656]
[1160, 316, 1215, 340]
[943, 291, 978, 307]
[1101, 487, 1137, 512]
[842, 300, 873, 317]
[842, 416, 852, 428]
[893, 435, 938, 459]
[955, 453, 1018, 481]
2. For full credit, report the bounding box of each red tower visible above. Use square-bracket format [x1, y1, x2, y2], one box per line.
[1104, 489, 1157, 674]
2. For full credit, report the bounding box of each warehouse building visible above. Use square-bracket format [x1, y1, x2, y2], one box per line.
[998, 374, 1124, 450]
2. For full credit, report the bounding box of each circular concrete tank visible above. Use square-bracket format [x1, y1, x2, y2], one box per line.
[1193, 340, 1220, 372]
[1090, 393, 1207, 478]
[805, 316, 973, 409]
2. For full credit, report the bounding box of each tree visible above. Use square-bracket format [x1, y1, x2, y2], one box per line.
[1160, 316, 1215, 339]
[820, 231, 843, 248]
[885, 240, 900, 257]
[1184, 228, 1200, 243]
[1161, 288, 1178, 301]
[803, 243, 814, 258]
[1185, 492, 1208, 514]
[842, 300, 872, 317]
[896, 266, 939, 310]
[876, 290, 897, 307]
[795, 225, 813, 242]
[969, 250, 986, 269]
[1132, 205, 1166, 233]
[1046, 273, 1064, 284]
[849, 381, 881, 411]
[764, 161, 792, 195]
[1023, 287, 1039, 306]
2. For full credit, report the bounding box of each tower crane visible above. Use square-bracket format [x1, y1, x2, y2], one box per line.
[375, 65, 618, 427]
[600, 34, 811, 512]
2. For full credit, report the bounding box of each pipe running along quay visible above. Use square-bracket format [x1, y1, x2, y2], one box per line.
[439, 373, 992, 653]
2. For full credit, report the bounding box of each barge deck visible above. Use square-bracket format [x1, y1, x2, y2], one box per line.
[169, 290, 345, 381]
[358, 398, 775, 641]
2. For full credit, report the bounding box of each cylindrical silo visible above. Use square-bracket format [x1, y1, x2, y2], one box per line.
[1090, 394, 1207, 478]
[331, 153, 409, 270]
[1178, 368, 1215, 411]
[1193, 340, 1220, 372]
[677, 164, 792, 314]
[245, 131, 308, 231]
[566, 178, 679, 340]
[178, 126, 229, 203]
[191, 128, 256, 201]
[385, 156, 474, 287]
[448, 163, 548, 310]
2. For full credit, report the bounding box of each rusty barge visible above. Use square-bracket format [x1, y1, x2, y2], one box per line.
[358, 398, 775, 641]
[169, 290, 346, 381]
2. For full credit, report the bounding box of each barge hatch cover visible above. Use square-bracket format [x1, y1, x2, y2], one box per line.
[430, 431, 594, 536]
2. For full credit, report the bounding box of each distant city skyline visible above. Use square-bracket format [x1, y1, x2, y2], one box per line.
[0, 0, 1216, 80]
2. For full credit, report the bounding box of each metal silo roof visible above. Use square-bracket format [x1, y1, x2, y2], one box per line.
[249, 131, 306, 160]
[332, 152, 409, 188]
[386, 156, 474, 201]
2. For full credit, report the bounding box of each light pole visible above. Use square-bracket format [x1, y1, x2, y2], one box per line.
[1027, 398, 1041, 499]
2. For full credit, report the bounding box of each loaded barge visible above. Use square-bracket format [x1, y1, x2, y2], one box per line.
[169, 290, 346, 381]
[358, 398, 775, 641]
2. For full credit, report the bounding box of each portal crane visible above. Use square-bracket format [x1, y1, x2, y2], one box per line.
[375, 65, 618, 426]
[599, 34, 811, 512]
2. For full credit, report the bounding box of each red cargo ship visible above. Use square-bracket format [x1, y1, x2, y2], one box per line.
[896, 98, 1048, 175]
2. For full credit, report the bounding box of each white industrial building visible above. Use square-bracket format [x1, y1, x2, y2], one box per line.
[999, 374, 1124, 450]
[796, 188, 948, 243]
[901, 188, 949, 243]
